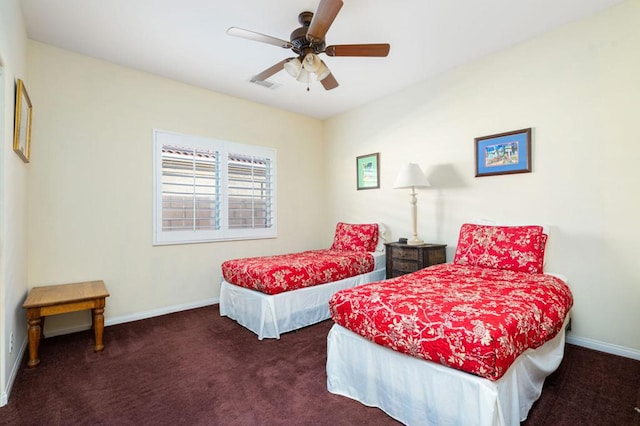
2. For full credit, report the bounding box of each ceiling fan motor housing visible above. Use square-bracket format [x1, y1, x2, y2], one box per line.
[290, 12, 325, 56]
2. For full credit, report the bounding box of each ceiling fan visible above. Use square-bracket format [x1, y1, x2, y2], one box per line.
[227, 0, 390, 91]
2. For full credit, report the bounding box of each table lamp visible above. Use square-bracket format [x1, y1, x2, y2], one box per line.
[393, 163, 430, 245]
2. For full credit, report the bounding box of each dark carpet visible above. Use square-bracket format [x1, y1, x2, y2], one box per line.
[1, 305, 638, 425]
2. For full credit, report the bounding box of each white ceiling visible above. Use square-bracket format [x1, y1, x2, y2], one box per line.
[20, 0, 624, 119]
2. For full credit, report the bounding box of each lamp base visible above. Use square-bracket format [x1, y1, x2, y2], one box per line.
[407, 238, 424, 245]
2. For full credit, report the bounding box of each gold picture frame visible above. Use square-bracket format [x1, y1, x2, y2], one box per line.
[13, 79, 33, 163]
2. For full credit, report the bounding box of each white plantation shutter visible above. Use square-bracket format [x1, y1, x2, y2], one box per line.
[153, 130, 277, 245]
[161, 145, 220, 232]
[227, 153, 274, 230]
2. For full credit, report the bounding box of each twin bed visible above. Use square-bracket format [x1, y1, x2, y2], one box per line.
[327, 223, 573, 425]
[219, 222, 386, 339]
[220, 222, 573, 425]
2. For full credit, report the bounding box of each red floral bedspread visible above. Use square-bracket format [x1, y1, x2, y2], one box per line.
[329, 263, 573, 380]
[222, 249, 375, 295]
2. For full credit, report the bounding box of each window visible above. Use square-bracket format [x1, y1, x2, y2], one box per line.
[153, 130, 276, 245]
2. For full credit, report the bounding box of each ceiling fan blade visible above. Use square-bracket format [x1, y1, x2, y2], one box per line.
[227, 27, 293, 49]
[325, 44, 390, 57]
[320, 73, 339, 90]
[251, 58, 292, 81]
[307, 0, 344, 44]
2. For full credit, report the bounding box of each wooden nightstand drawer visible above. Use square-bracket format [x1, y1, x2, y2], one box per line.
[391, 247, 420, 261]
[428, 250, 446, 265]
[393, 260, 420, 273]
[385, 242, 447, 279]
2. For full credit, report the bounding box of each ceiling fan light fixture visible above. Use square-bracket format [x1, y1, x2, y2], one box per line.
[284, 58, 302, 77]
[316, 60, 330, 81]
[302, 53, 321, 73]
[296, 68, 312, 83]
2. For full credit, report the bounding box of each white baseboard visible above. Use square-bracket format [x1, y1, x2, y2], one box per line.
[566, 334, 640, 361]
[2, 336, 28, 407]
[44, 297, 219, 338]
[105, 297, 219, 328]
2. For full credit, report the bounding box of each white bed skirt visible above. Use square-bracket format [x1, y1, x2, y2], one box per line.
[326, 318, 568, 426]
[219, 254, 386, 340]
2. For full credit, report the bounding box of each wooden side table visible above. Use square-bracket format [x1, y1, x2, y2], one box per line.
[385, 242, 447, 279]
[22, 280, 109, 367]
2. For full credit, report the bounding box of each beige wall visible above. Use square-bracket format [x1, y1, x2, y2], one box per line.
[26, 42, 326, 331]
[324, 1, 640, 353]
[0, 0, 29, 406]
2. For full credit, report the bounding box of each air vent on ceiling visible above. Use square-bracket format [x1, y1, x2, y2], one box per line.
[249, 79, 282, 90]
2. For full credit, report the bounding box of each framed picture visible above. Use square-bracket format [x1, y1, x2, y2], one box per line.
[475, 128, 531, 177]
[356, 152, 380, 190]
[13, 79, 33, 163]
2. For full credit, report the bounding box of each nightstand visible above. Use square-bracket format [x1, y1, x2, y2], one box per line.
[385, 242, 447, 279]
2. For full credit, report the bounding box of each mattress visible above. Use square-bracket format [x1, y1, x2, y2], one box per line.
[220, 252, 385, 339]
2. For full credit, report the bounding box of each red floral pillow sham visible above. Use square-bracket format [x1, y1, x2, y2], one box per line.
[453, 223, 547, 274]
[331, 222, 379, 252]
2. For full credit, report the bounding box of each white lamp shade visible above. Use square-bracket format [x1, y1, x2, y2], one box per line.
[393, 163, 430, 188]
[316, 60, 331, 81]
[284, 58, 302, 77]
[302, 53, 321, 73]
[296, 68, 312, 83]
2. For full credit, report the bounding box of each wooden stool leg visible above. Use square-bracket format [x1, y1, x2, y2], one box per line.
[92, 306, 105, 352]
[27, 317, 42, 367]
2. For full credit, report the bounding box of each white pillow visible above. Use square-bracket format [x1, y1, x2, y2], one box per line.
[375, 223, 387, 252]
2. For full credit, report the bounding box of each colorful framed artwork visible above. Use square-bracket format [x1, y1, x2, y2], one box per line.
[356, 152, 380, 190]
[475, 128, 531, 177]
[13, 79, 33, 163]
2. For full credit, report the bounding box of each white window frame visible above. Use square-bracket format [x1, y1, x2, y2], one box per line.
[153, 129, 277, 245]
